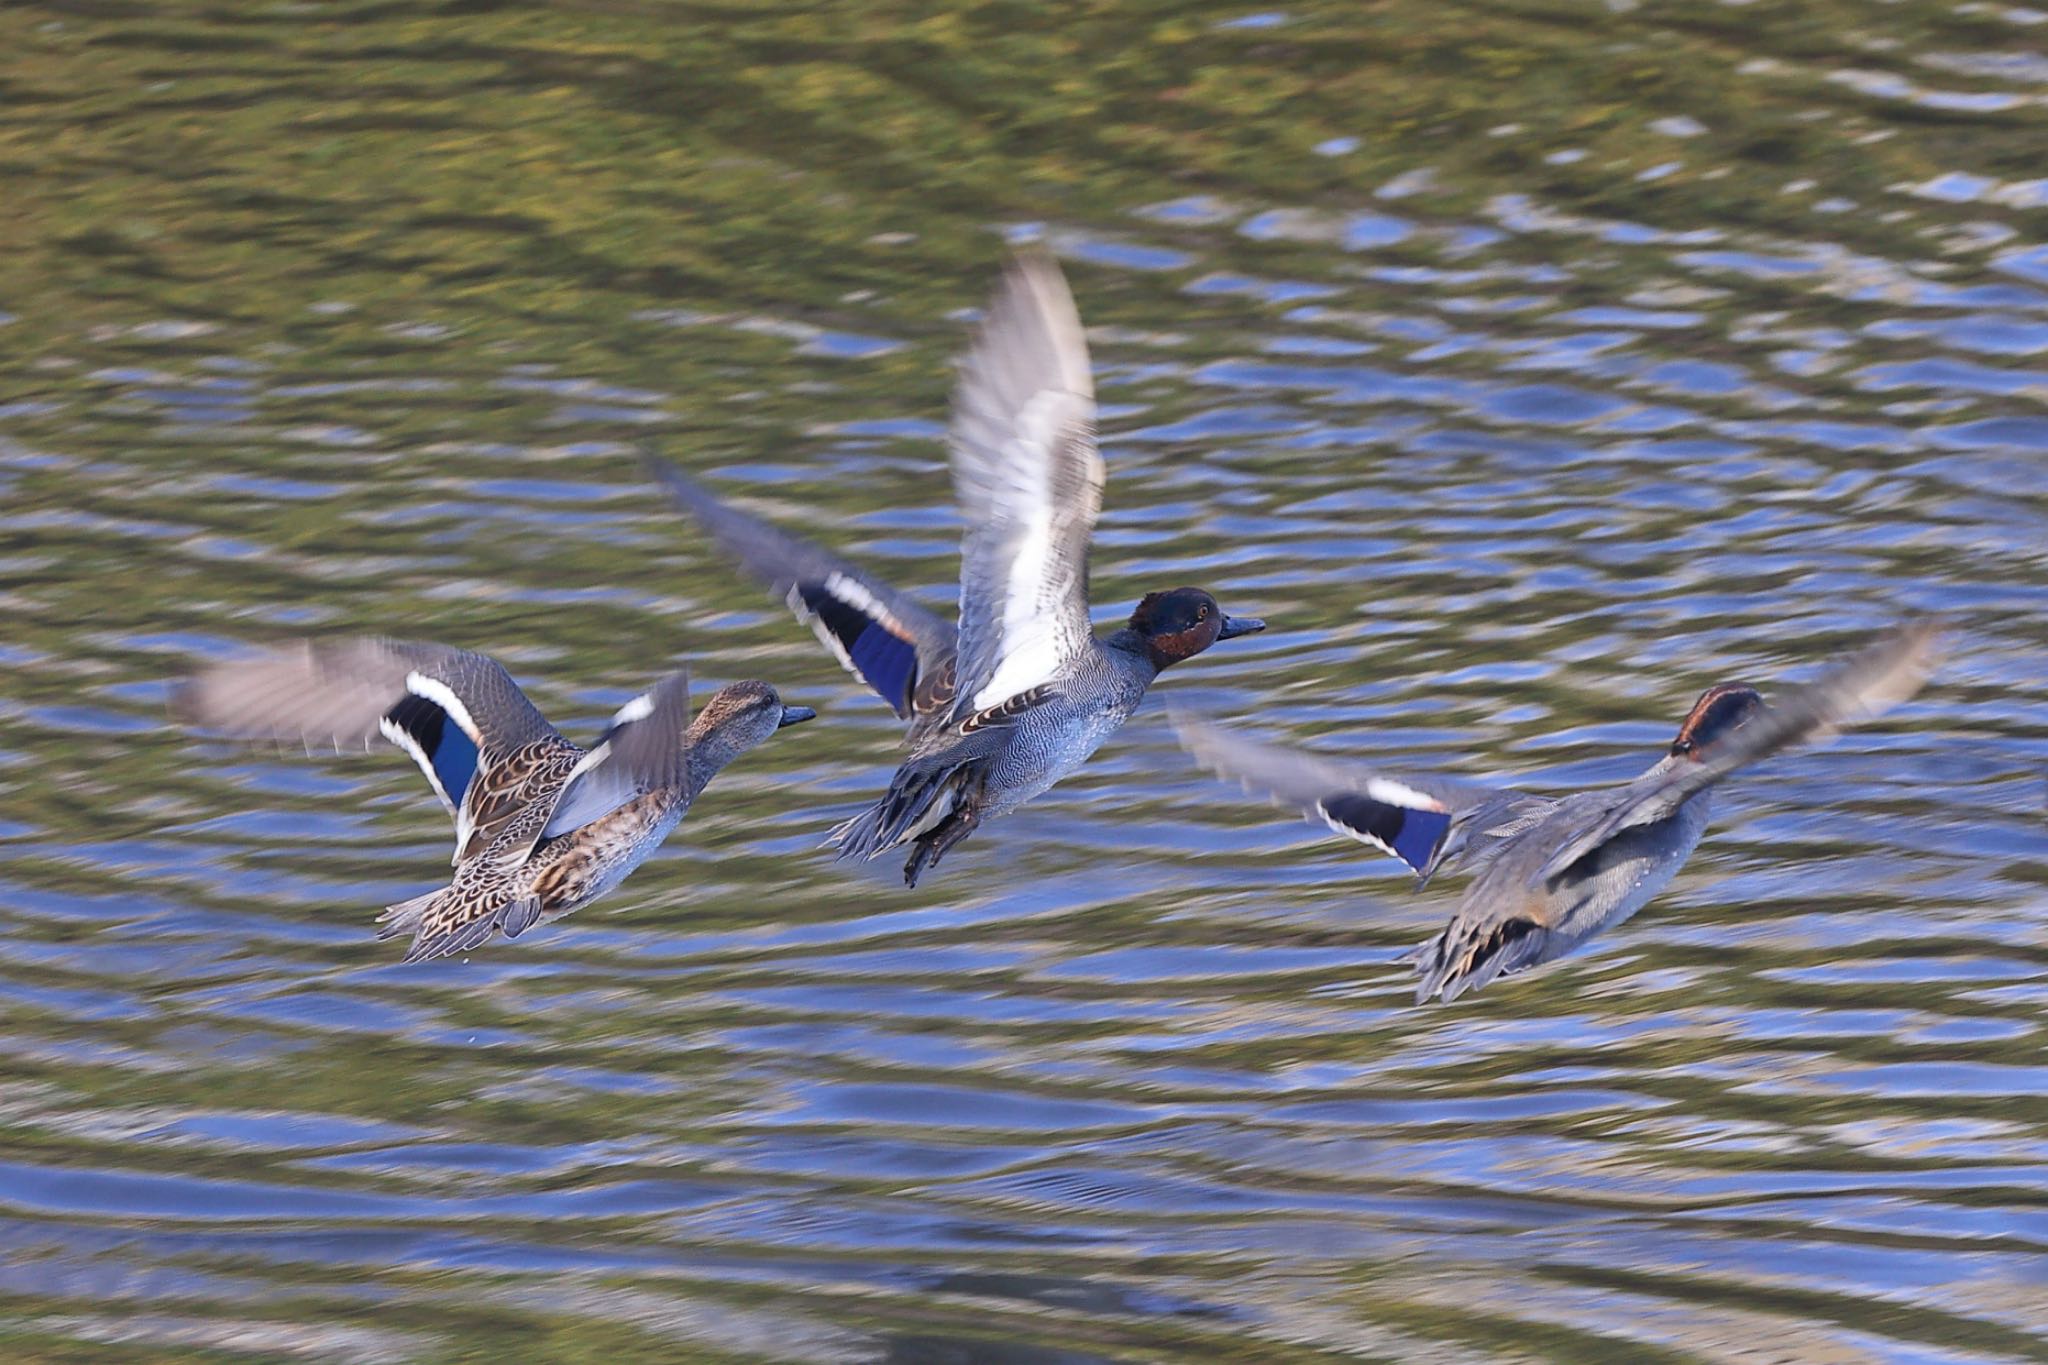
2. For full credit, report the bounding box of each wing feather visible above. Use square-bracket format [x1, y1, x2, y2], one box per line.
[648, 455, 955, 727]
[541, 668, 693, 837]
[177, 637, 569, 858]
[1536, 618, 1947, 884]
[948, 252, 1104, 717]
[1172, 709, 1547, 879]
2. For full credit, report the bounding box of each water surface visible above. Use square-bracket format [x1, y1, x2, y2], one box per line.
[3, 1, 2046, 1361]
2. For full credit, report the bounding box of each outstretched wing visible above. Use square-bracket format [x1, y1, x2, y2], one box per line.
[649, 456, 957, 728]
[1173, 709, 1551, 880]
[949, 251, 1104, 719]
[176, 637, 571, 861]
[1536, 618, 1948, 884]
[540, 668, 694, 837]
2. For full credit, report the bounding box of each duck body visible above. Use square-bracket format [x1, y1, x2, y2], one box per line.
[833, 634, 1156, 879]
[378, 761, 695, 957]
[1407, 777, 1715, 1001]
[178, 639, 814, 961]
[522, 788, 692, 910]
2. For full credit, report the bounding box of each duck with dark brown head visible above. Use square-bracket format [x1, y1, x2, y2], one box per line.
[1176, 620, 1944, 1004]
[1669, 683, 1765, 759]
[651, 252, 1263, 887]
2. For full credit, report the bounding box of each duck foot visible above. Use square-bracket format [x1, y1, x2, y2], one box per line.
[902, 808, 982, 888]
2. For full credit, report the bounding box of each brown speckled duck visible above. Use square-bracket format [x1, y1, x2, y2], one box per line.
[176, 638, 814, 962]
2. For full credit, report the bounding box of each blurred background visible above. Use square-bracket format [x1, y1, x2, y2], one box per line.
[2, 1, 2045, 1360]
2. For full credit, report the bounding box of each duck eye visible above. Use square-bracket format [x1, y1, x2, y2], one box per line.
[1197, 605, 1210, 621]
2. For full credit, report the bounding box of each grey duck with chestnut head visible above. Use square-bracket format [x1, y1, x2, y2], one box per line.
[1177, 620, 1944, 1003]
[651, 252, 1263, 886]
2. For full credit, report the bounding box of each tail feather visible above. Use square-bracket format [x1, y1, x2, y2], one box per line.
[376, 889, 440, 941]
[375, 887, 543, 964]
[830, 762, 966, 861]
[1412, 916, 1547, 1004]
[403, 909, 501, 965]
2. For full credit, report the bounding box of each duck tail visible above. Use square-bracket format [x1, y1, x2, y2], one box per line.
[376, 888, 443, 943]
[829, 759, 970, 861]
[376, 886, 540, 964]
[1411, 916, 1548, 1004]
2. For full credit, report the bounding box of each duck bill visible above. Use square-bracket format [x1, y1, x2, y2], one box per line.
[1218, 615, 1266, 640]
[777, 705, 818, 729]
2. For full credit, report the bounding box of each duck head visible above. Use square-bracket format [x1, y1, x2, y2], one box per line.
[1126, 587, 1265, 670]
[691, 680, 816, 753]
[1669, 682, 1763, 761]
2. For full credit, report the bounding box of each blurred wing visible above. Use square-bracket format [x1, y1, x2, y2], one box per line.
[1174, 709, 1543, 878]
[542, 669, 693, 837]
[1537, 618, 1948, 884]
[949, 252, 1104, 717]
[177, 637, 567, 856]
[649, 455, 956, 725]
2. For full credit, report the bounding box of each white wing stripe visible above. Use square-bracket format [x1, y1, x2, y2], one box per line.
[1365, 776, 1446, 811]
[610, 692, 655, 726]
[404, 671, 482, 744]
[824, 572, 892, 625]
[379, 716, 454, 811]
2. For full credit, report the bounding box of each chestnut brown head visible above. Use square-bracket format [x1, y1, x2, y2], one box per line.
[1670, 683, 1764, 761]
[1126, 587, 1264, 669]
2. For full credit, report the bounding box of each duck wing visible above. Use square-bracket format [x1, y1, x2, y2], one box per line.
[948, 251, 1104, 720]
[1536, 618, 1947, 886]
[649, 456, 957, 731]
[176, 637, 576, 863]
[1173, 709, 1552, 882]
[541, 668, 695, 837]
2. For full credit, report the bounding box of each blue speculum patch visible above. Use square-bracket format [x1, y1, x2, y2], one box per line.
[799, 580, 919, 715]
[1322, 792, 1450, 874]
[851, 622, 917, 715]
[1392, 807, 1451, 872]
[434, 725, 479, 810]
[387, 690, 481, 808]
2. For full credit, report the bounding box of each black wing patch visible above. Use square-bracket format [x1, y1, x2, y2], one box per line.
[794, 580, 921, 718]
[381, 690, 481, 813]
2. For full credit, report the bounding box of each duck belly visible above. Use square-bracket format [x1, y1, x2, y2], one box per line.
[981, 702, 1131, 816]
[524, 798, 687, 919]
[1543, 796, 1713, 961]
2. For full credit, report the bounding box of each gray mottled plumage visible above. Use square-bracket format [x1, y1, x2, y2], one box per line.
[652, 251, 1263, 886]
[828, 636, 1158, 882]
[1177, 619, 1945, 1003]
[177, 638, 814, 962]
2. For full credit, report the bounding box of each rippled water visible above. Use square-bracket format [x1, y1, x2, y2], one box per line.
[4, 2, 2047, 1361]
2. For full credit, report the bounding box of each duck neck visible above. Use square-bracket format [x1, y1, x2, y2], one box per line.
[681, 720, 746, 800]
[1104, 628, 1167, 679]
